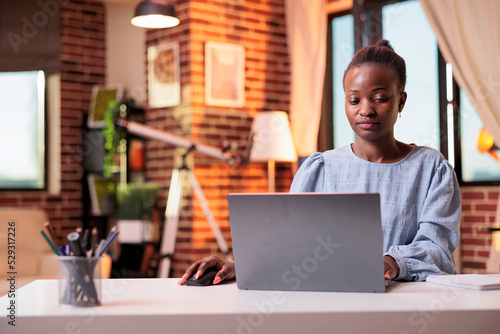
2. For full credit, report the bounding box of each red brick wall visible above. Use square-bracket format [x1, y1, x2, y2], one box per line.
[1, 0, 497, 278]
[460, 186, 499, 273]
[145, 0, 292, 277]
[145, 0, 500, 277]
[0, 1, 106, 243]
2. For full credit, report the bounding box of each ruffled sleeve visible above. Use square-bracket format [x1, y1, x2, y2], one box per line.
[385, 160, 461, 281]
[290, 152, 325, 193]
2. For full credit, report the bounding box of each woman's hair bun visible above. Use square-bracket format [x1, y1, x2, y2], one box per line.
[343, 38, 406, 92]
[375, 39, 394, 50]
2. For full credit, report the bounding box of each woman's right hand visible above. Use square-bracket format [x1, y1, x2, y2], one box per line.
[178, 255, 235, 285]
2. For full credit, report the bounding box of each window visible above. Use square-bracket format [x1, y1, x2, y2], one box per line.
[0, 71, 46, 189]
[457, 89, 500, 183]
[382, 1, 440, 152]
[332, 14, 354, 148]
[327, 0, 500, 184]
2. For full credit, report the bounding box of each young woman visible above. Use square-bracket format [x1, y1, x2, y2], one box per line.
[179, 39, 461, 285]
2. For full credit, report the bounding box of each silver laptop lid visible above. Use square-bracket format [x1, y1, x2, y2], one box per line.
[228, 193, 385, 293]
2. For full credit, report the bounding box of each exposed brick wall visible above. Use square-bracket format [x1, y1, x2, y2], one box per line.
[1, 0, 497, 279]
[146, 0, 500, 277]
[145, 0, 292, 277]
[0, 0, 106, 244]
[59, 0, 106, 239]
[460, 186, 499, 273]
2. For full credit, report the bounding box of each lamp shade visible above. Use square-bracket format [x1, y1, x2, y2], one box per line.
[131, 0, 180, 29]
[249, 111, 297, 162]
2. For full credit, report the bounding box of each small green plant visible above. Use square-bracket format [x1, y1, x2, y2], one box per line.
[116, 183, 159, 220]
[102, 98, 135, 177]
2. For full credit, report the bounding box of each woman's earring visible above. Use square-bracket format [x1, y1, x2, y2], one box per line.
[398, 111, 402, 118]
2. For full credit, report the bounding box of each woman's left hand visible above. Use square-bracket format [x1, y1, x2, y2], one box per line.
[384, 255, 400, 280]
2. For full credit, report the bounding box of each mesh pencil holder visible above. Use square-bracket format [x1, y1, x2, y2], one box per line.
[57, 256, 102, 307]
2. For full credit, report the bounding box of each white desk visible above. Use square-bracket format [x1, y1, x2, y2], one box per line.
[1, 279, 499, 334]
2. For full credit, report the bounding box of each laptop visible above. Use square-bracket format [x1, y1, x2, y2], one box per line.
[228, 193, 386, 293]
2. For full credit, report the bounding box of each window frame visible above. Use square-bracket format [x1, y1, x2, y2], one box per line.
[319, 10, 350, 152]
[0, 70, 49, 191]
[324, 1, 500, 186]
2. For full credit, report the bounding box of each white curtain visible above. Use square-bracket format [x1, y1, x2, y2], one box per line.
[285, 0, 327, 157]
[419, 0, 500, 143]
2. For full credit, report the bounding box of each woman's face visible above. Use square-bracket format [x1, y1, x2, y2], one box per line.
[344, 64, 407, 144]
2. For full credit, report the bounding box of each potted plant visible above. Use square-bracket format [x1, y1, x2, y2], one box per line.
[116, 182, 159, 244]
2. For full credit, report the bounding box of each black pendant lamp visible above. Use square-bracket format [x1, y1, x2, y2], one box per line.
[131, 0, 180, 29]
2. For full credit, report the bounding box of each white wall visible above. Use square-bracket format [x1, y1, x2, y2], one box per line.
[106, 2, 147, 106]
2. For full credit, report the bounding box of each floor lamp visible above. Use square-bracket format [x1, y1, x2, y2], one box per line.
[249, 111, 297, 192]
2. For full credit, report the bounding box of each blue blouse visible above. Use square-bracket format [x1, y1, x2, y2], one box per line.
[290, 145, 461, 281]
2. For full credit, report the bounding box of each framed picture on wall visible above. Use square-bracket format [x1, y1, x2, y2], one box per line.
[205, 42, 245, 107]
[87, 174, 117, 216]
[148, 42, 181, 108]
[87, 84, 123, 128]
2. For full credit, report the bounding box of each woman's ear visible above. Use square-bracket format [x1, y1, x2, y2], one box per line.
[398, 91, 407, 112]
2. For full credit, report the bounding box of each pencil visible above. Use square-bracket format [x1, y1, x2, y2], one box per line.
[97, 227, 119, 257]
[95, 239, 106, 257]
[104, 225, 116, 241]
[41, 230, 60, 255]
[44, 222, 61, 249]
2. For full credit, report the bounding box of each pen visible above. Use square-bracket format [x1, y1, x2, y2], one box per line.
[81, 229, 90, 253]
[90, 227, 98, 257]
[67, 232, 84, 256]
[58, 246, 66, 256]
